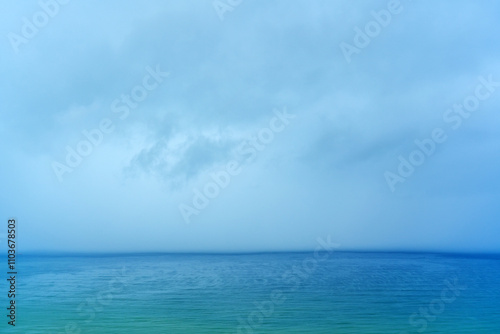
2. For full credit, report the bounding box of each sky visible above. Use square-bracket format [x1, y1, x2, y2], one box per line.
[1, 0, 499, 253]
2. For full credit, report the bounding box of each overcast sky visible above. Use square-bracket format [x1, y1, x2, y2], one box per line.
[1, 0, 499, 253]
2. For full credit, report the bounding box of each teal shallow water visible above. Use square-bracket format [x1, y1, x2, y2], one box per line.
[3, 252, 500, 333]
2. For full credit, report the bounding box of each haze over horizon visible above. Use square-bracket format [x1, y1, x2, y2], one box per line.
[1, 0, 500, 254]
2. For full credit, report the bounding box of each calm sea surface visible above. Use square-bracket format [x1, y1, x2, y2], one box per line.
[5, 252, 500, 333]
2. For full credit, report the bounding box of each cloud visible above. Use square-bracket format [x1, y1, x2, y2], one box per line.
[1, 0, 500, 253]
[124, 129, 240, 186]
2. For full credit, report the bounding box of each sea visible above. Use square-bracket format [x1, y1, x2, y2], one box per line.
[4, 252, 500, 333]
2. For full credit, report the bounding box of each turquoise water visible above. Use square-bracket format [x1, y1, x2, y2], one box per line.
[4, 252, 500, 333]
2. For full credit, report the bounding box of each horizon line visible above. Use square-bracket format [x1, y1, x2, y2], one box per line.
[17, 249, 500, 257]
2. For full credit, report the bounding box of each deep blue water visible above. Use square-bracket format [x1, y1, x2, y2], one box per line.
[3, 252, 500, 333]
